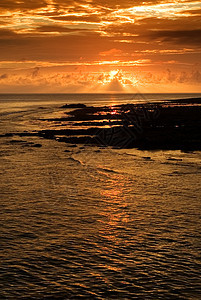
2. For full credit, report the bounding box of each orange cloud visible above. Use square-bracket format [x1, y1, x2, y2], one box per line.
[0, 0, 201, 92]
[0, 68, 201, 93]
[99, 48, 123, 56]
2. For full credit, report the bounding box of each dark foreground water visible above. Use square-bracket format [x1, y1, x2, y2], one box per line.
[0, 94, 201, 299]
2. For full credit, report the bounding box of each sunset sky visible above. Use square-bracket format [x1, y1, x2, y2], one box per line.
[0, 0, 201, 93]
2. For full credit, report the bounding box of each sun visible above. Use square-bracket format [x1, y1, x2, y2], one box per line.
[109, 70, 119, 78]
[101, 69, 120, 85]
[98, 70, 138, 92]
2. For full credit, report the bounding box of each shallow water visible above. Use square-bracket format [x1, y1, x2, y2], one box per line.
[0, 94, 201, 299]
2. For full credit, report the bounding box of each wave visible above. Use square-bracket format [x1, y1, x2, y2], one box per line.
[68, 155, 85, 166]
[97, 167, 118, 174]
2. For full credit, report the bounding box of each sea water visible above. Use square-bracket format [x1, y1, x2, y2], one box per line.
[0, 94, 201, 299]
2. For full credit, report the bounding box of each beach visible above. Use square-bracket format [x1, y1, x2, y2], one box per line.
[0, 94, 201, 299]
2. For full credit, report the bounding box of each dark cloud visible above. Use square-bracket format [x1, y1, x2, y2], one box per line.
[104, 15, 201, 49]
[191, 70, 201, 82]
[0, 0, 176, 12]
[0, 29, 18, 38]
[0, 32, 114, 62]
[165, 69, 201, 83]
[0, 20, 11, 26]
[137, 15, 201, 30]
[37, 25, 88, 33]
[31, 67, 40, 78]
[51, 15, 101, 23]
[106, 15, 201, 35]
[0, 29, 31, 47]
[0, 0, 47, 10]
[150, 29, 201, 46]
[54, 0, 162, 9]
[0, 74, 8, 80]
[182, 9, 201, 15]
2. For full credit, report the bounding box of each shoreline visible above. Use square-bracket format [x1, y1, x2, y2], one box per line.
[1, 97, 201, 151]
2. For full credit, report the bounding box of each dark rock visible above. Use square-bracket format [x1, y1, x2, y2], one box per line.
[167, 158, 182, 161]
[3, 133, 13, 137]
[10, 139, 27, 143]
[33, 100, 201, 151]
[61, 103, 87, 109]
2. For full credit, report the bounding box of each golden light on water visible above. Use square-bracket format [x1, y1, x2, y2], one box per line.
[96, 172, 134, 255]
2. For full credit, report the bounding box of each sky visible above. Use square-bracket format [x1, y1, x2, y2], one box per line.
[0, 0, 201, 93]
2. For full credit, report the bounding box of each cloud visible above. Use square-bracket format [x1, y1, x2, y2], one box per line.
[31, 67, 40, 78]
[105, 78, 125, 92]
[190, 70, 201, 82]
[0, 0, 201, 92]
[0, 73, 8, 80]
[54, 0, 163, 10]
[0, 0, 47, 11]
[105, 14, 201, 36]
[0, 29, 18, 38]
[51, 15, 101, 23]
[149, 29, 201, 46]
[182, 8, 201, 15]
[0, 68, 201, 94]
[143, 68, 201, 84]
[99, 48, 123, 56]
[36, 25, 89, 33]
[0, 70, 131, 92]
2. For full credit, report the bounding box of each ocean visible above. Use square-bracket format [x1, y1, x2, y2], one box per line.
[0, 93, 201, 299]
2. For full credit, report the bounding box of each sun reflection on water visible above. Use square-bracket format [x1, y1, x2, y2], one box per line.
[98, 173, 131, 248]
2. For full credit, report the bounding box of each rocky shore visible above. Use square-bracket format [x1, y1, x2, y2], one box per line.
[3, 98, 201, 151]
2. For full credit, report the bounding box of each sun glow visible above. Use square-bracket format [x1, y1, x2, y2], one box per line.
[101, 70, 138, 87]
[109, 70, 119, 78]
[96, 70, 138, 93]
[1, 0, 201, 93]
